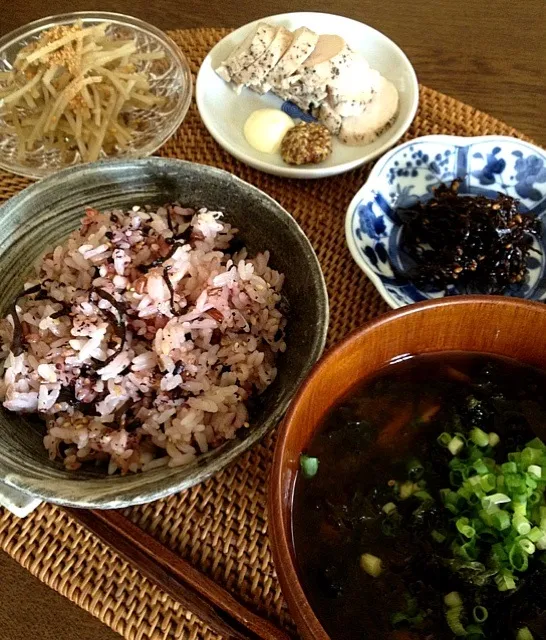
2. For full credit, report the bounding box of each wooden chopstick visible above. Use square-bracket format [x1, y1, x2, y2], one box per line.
[66, 508, 293, 640]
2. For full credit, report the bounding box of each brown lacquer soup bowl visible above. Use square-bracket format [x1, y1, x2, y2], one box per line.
[269, 296, 546, 640]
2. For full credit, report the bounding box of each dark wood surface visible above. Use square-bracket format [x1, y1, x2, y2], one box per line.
[0, 552, 122, 640]
[3, 0, 545, 145]
[1, 2, 545, 639]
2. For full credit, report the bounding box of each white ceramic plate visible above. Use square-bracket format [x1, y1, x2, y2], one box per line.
[196, 12, 419, 179]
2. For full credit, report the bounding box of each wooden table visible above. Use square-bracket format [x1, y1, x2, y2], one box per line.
[4, 0, 546, 145]
[1, 2, 545, 639]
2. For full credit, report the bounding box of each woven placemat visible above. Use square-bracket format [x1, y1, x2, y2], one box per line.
[0, 27, 537, 640]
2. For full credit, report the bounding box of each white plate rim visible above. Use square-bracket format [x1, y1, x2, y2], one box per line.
[196, 11, 419, 179]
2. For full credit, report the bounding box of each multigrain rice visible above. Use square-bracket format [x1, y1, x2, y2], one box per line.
[0, 204, 286, 473]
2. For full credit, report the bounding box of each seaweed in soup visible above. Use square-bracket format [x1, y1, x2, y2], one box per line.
[293, 353, 546, 640]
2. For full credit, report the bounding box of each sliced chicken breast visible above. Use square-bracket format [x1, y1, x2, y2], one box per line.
[280, 81, 328, 112]
[282, 38, 354, 112]
[330, 59, 379, 102]
[328, 68, 381, 118]
[216, 22, 278, 82]
[263, 26, 319, 92]
[231, 27, 293, 90]
[251, 27, 294, 93]
[339, 77, 399, 146]
[216, 21, 399, 148]
[316, 102, 343, 135]
[301, 34, 346, 68]
[288, 37, 350, 93]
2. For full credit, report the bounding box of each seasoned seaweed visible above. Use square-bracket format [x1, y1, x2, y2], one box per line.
[162, 266, 180, 316]
[90, 288, 126, 368]
[399, 180, 541, 294]
[9, 283, 44, 356]
[138, 241, 185, 273]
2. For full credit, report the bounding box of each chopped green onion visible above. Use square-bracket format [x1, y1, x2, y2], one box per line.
[495, 568, 516, 591]
[448, 436, 465, 456]
[482, 493, 511, 508]
[382, 502, 397, 515]
[509, 544, 529, 572]
[466, 624, 486, 638]
[502, 461, 518, 474]
[521, 447, 542, 467]
[491, 511, 511, 531]
[536, 534, 546, 551]
[528, 464, 542, 478]
[479, 507, 494, 527]
[445, 605, 466, 636]
[540, 506, 546, 529]
[526, 437, 546, 450]
[461, 539, 479, 560]
[527, 527, 543, 543]
[513, 514, 531, 536]
[390, 605, 425, 628]
[488, 432, 500, 446]
[472, 459, 489, 475]
[480, 473, 497, 492]
[299, 455, 319, 479]
[472, 605, 488, 623]
[444, 591, 462, 608]
[456, 517, 476, 539]
[390, 611, 409, 627]
[516, 627, 534, 640]
[470, 428, 490, 447]
[519, 539, 536, 555]
[491, 542, 508, 565]
[431, 529, 446, 543]
[360, 553, 383, 577]
[438, 432, 452, 447]
[505, 474, 525, 493]
[399, 481, 414, 500]
[400, 428, 546, 595]
[413, 490, 433, 501]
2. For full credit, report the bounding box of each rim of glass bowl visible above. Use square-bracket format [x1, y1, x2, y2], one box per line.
[0, 11, 192, 179]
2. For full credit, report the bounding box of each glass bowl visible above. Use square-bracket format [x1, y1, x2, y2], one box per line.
[0, 12, 192, 179]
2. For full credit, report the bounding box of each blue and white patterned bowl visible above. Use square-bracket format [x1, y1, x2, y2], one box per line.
[345, 135, 546, 308]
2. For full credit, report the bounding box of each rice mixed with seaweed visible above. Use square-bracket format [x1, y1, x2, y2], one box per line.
[0, 203, 286, 474]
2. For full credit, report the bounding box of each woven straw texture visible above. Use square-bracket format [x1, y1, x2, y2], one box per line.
[0, 27, 537, 640]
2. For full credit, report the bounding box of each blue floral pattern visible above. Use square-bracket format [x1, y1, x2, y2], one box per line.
[386, 147, 455, 188]
[471, 147, 506, 185]
[347, 136, 546, 309]
[514, 153, 546, 201]
[280, 101, 316, 123]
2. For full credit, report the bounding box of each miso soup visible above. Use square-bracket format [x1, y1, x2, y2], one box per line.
[293, 353, 546, 640]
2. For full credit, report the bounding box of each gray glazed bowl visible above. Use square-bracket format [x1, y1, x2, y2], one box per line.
[0, 158, 328, 508]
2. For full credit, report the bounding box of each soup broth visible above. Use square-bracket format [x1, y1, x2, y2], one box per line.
[292, 353, 546, 640]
